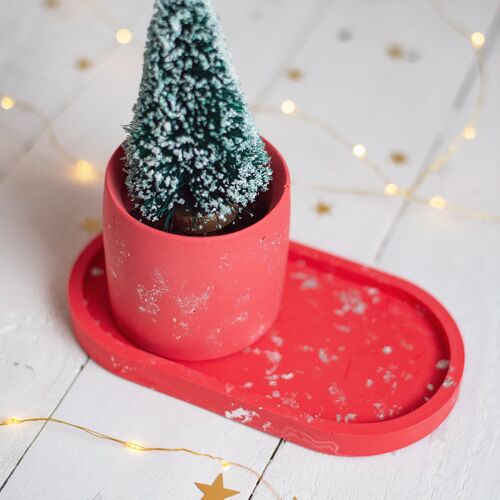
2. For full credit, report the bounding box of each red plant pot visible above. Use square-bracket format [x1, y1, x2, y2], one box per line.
[102, 139, 290, 361]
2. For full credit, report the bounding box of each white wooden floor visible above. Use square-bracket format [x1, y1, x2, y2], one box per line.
[1, 1, 500, 499]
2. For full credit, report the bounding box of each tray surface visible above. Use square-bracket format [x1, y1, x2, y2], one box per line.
[69, 236, 464, 456]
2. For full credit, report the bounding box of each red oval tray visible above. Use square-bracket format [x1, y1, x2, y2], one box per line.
[68, 236, 464, 456]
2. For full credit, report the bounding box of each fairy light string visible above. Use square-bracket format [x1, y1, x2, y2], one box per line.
[0, 416, 284, 500]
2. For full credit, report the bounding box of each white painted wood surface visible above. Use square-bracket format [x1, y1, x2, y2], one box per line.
[1, 1, 499, 499]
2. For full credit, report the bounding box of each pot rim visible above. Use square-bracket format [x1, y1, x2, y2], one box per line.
[105, 137, 290, 242]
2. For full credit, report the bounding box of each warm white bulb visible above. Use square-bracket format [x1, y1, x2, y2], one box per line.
[1, 96, 15, 110]
[470, 32, 485, 49]
[116, 28, 132, 44]
[280, 100, 296, 115]
[429, 196, 446, 210]
[462, 127, 476, 140]
[125, 441, 144, 451]
[384, 183, 399, 195]
[72, 160, 97, 183]
[352, 144, 367, 158]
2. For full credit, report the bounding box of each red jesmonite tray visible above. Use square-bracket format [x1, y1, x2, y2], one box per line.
[68, 236, 464, 456]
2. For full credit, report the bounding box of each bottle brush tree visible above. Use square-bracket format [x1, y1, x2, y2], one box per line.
[124, 0, 271, 235]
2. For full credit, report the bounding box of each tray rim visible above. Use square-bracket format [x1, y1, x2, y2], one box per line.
[68, 235, 464, 451]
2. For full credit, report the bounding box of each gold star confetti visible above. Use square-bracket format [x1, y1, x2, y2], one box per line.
[390, 151, 408, 165]
[194, 473, 239, 500]
[43, 0, 60, 8]
[315, 202, 332, 215]
[386, 44, 404, 59]
[81, 217, 101, 234]
[75, 57, 93, 71]
[287, 68, 304, 81]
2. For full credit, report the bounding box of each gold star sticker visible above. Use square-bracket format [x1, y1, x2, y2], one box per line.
[386, 44, 404, 59]
[81, 217, 101, 234]
[314, 202, 332, 215]
[287, 68, 304, 81]
[389, 151, 408, 165]
[43, 0, 60, 8]
[76, 57, 93, 71]
[195, 473, 239, 500]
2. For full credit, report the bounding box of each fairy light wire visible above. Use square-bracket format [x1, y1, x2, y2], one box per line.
[0, 416, 283, 499]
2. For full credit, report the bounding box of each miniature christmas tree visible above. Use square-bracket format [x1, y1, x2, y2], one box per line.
[124, 0, 271, 233]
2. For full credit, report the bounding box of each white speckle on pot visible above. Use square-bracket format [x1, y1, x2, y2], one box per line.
[219, 253, 231, 270]
[137, 268, 168, 315]
[427, 383, 435, 391]
[242, 381, 253, 389]
[382, 345, 393, 355]
[366, 378, 374, 388]
[262, 421, 272, 431]
[305, 415, 315, 424]
[281, 372, 294, 380]
[271, 390, 280, 398]
[225, 407, 259, 423]
[233, 311, 248, 323]
[176, 285, 213, 314]
[344, 413, 356, 423]
[236, 293, 250, 305]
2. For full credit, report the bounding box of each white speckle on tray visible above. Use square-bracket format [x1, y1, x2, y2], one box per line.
[328, 383, 346, 404]
[225, 407, 259, 423]
[443, 377, 455, 388]
[319, 348, 338, 363]
[242, 381, 253, 389]
[262, 421, 272, 431]
[365, 378, 374, 388]
[382, 345, 393, 355]
[436, 359, 450, 370]
[272, 390, 281, 398]
[335, 324, 351, 333]
[400, 340, 414, 351]
[299, 345, 314, 352]
[344, 413, 357, 423]
[270, 333, 284, 347]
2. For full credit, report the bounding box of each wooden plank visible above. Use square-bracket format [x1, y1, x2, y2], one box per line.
[252, 3, 500, 499]
[0, 0, 328, 496]
[0, 0, 148, 178]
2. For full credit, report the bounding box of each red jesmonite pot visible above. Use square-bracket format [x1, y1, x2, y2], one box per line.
[102, 139, 290, 361]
